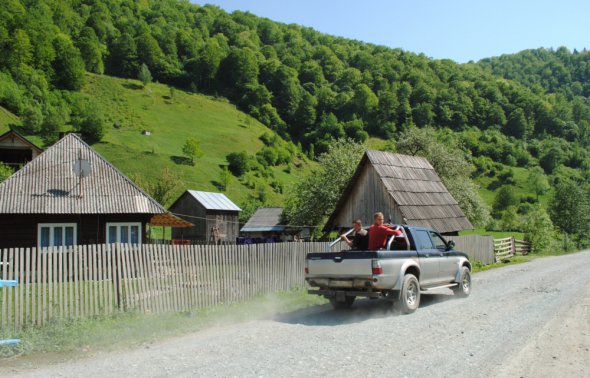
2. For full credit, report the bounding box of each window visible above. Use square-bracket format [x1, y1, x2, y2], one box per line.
[106, 222, 142, 245]
[38, 223, 77, 249]
[414, 230, 435, 250]
[430, 231, 448, 250]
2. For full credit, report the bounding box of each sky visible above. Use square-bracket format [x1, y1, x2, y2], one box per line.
[193, 0, 590, 63]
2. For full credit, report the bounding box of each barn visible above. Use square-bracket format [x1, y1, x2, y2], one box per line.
[0, 129, 43, 168]
[324, 150, 473, 236]
[0, 133, 191, 249]
[169, 190, 241, 243]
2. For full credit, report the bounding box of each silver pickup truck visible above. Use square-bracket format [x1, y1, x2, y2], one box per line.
[305, 225, 471, 314]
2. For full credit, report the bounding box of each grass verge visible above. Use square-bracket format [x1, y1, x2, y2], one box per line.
[0, 287, 327, 360]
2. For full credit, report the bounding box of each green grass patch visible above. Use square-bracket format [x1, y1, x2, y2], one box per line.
[0, 287, 326, 360]
[460, 228, 524, 240]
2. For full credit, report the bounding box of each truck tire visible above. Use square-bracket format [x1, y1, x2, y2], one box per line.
[329, 296, 355, 310]
[452, 266, 471, 298]
[397, 274, 420, 314]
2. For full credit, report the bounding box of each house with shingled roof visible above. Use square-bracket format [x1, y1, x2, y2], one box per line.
[0, 133, 191, 249]
[324, 150, 473, 235]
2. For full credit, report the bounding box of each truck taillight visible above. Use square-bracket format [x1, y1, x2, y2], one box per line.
[305, 260, 309, 274]
[372, 260, 383, 275]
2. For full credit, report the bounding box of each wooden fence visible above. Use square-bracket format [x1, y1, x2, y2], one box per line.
[0, 242, 330, 330]
[447, 235, 495, 265]
[0, 237, 530, 330]
[494, 237, 532, 262]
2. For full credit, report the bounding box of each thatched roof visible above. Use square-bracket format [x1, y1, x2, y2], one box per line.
[0, 133, 167, 215]
[325, 150, 473, 234]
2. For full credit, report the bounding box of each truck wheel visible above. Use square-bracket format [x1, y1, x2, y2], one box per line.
[452, 266, 471, 298]
[329, 296, 355, 310]
[397, 274, 420, 314]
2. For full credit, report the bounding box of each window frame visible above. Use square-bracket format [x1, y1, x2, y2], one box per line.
[429, 231, 448, 250]
[105, 222, 142, 245]
[37, 223, 77, 249]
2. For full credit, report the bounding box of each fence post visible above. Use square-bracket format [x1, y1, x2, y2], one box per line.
[0, 279, 20, 345]
[511, 237, 516, 256]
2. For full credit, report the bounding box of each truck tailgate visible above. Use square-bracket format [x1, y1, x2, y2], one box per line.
[307, 252, 376, 277]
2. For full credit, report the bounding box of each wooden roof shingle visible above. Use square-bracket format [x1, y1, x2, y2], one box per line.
[0, 133, 167, 215]
[325, 150, 473, 234]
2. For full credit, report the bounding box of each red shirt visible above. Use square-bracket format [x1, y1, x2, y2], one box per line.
[368, 224, 401, 250]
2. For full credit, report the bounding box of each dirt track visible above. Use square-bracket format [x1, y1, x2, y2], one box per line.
[3, 251, 589, 378]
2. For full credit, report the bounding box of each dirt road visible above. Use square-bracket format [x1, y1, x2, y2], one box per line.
[3, 251, 589, 378]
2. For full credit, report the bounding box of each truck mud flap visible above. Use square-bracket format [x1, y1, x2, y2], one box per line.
[308, 289, 382, 298]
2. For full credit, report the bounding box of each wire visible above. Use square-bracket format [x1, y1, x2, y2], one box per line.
[168, 211, 319, 229]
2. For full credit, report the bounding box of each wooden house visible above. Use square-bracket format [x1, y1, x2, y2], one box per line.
[240, 207, 305, 242]
[0, 133, 191, 249]
[324, 150, 473, 236]
[169, 190, 241, 243]
[0, 130, 43, 168]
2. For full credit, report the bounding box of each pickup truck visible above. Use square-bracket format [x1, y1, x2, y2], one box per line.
[305, 225, 471, 314]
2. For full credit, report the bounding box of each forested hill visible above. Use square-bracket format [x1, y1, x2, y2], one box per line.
[478, 47, 590, 98]
[1, 1, 589, 196]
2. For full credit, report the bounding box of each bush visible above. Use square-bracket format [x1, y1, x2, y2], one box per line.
[226, 151, 250, 176]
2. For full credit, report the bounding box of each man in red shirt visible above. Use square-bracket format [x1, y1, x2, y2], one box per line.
[368, 212, 401, 250]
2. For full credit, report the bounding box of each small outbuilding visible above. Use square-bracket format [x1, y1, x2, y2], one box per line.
[324, 150, 473, 236]
[0, 129, 43, 168]
[239, 207, 307, 242]
[170, 190, 241, 243]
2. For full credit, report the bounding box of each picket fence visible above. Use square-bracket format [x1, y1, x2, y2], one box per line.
[0, 242, 331, 330]
[0, 235, 512, 330]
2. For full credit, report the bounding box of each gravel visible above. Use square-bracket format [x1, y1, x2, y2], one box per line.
[4, 251, 589, 378]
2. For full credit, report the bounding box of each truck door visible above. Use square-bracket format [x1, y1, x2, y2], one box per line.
[430, 231, 457, 282]
[413, 229, 443, 286]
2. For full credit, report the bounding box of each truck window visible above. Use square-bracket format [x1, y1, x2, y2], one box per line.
[414, 230, 435, 250]
[429, 231, 447, 250]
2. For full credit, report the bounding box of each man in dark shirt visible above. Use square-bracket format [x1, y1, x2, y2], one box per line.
[340, 219, 369, 250]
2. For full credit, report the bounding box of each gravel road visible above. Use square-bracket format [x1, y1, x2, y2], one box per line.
[3, 251, 589, 378]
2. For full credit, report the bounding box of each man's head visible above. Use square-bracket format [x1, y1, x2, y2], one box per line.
[373, 212, 384, 226]
[352, 219, 363, 231]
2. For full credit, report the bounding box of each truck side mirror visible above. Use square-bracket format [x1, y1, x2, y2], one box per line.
[446, 240, 456, 250]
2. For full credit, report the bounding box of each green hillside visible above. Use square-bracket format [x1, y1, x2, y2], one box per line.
[86, 74, 312, 208]
[0, 106, 20, 132]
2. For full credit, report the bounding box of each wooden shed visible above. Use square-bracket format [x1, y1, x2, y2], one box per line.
[170, 190, 241, 243]
[0, 129, 43, 168]
[324, 150, 473, 235]
[0, 133, 191, 249]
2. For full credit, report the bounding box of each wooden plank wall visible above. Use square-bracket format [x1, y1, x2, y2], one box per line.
[0, 242, 329, 330]
[447, 235, 495, 265]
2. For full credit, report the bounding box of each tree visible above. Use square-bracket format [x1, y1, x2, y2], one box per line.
[71, 96, 105, 144]
[226, 151, 250, 176]
[138, 63, 152, 87]
[182, 138, 204, 165]
[77, 27, 105, 74]
[527, 166, 550, 200]
[548, 179, 589, 248]
[283, 138, 365, 229]
[52, 34, 85, 90]
[0, 162, 13, 182]
[522, 205, 555, 253]
[148, 168, 180, 207]
[395, 127, 490, 227]
[492, 186, 520, 218]
[505, 108, 529, 139]
[218, 166, 232, 191]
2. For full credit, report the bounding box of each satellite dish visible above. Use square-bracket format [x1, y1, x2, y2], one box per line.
[73, 159, 91, 178]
